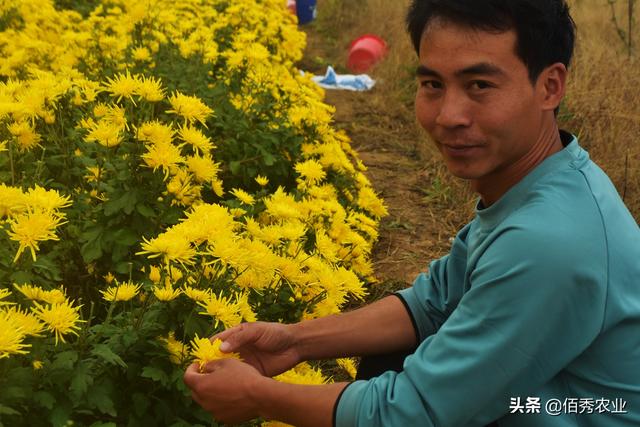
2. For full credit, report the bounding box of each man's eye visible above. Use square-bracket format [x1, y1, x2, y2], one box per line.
[420, 80, 443, 90]
[469, 80, 493, 90]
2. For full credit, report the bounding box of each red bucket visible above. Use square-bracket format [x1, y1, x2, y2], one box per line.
[347, 34, 387, 73]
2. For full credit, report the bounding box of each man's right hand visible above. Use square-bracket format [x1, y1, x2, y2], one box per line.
[214, 321, 301, 377]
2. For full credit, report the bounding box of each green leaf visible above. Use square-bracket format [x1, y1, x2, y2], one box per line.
[132, 393, 150, 417]
[229, 160, 241, 175]
[92, 344, 127, 368]
[69, 363, 93, 400]
[52, 350, 78, 371]
[141, 366, 169, 387]
[86, 385, 116, 417]
[33, 390, 56, 409]
[49, 402, 72, 427]
[81, 235, 103, 263]
[0, 404, 20, 415]
[89, 423, 117, 427]
[135, 203, 156, 218]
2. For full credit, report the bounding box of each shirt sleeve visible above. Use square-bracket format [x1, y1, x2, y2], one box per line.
[336, 222, 607, 427]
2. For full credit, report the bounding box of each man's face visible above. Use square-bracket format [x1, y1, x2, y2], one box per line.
[415, 20, 547, 185]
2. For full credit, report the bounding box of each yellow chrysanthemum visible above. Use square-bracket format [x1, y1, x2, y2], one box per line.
[189, 337, 240, 372]
[84, 121, 123, 148]
[7, 121, 41, 151]
[182, 285, 210, 302]
[4, 306, 45, 336]
[295, 160, 326, 184]
[178, 124, 214, 153]
[137, 75, 164, 102]
[23, 186, 72, 214]
[13, 283, 44, 301]
[337, 358, 357, 379]
[230, 188, 255, 206]
[137, 231, 196, 266]
[0, 289, 12, 306]
[186, 154, 219, 183]
[274, 362, 328, 385]
[100, 281, 142, 302]
[0, 310, 29, 358]
[255, 175, 269, 186]
[141, 140, 183, 177]
[132, 46, 152, 62]
[32, 360, 44, 370]
[31, 300, 84, 345]
[159, 332, 188, 365]
[7, 209, 65, 262]
[0, 184, 26, 218]
[103, 70, 139, 103]
[197, 293, 242, 329]
[153, 285, 181, 301]
[166, 92, 213, 126]
[136, 121, 174, 145]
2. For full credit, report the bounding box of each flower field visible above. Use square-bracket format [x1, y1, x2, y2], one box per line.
[0, 0, 386, 425]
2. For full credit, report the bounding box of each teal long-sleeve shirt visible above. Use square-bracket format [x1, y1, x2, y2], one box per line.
[335, 135, 640, 426]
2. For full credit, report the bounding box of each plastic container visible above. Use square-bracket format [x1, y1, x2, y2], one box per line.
[296, 0, 317, 25]
[347, 34, 387, 73]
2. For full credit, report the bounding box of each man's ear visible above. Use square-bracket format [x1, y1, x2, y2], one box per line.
[538, 62, 568, 112]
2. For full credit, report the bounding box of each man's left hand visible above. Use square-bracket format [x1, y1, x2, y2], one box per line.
[184, 358, 265, 424]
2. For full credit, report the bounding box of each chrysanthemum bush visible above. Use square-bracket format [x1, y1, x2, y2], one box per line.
[0, 0, 384, 425]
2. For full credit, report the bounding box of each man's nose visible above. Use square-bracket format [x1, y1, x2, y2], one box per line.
[435, 91, 472, 129]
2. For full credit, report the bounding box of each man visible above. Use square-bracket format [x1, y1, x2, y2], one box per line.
[184, 0, 640, 426]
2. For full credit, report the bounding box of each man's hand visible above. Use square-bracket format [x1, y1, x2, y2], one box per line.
[214, 321, 301, 377]
[184, 358, 265, 424]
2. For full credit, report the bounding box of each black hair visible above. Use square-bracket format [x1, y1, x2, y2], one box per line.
[406, 0, 576, 83]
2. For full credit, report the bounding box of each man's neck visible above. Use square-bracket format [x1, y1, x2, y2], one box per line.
[473, 125, 564, 207]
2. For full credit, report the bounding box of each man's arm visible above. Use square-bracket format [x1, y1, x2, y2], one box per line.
[292, 294, 417, 360]
[215, 294, 418, 378]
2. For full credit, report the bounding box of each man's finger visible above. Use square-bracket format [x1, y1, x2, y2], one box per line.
[183, 362, 203, 388]
[218, 323, 256, 352]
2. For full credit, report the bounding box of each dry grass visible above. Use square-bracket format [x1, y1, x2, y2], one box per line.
[315, 0, 640, 221]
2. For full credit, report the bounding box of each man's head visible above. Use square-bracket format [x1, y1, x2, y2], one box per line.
[408, 0, 577, 204]
[407, 0, 576, 84]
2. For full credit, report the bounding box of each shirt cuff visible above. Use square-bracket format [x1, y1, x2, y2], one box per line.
[333, 380, 368, 427]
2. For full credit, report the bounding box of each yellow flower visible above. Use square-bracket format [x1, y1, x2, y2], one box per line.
[178, 124, 214, 153]
[159, 332, 187, 365]
[103, 272, 115, 284]
[0, 289, 12, 306]
[32, 360, 44, 370]
[153, 285, 181, 301]
[230, 188, 255, 206]
[141, 140, 183, 177]
[137, 231, 196, 266]
[0, 310, 29, 358]
[136, 121, 174, 145]
[197, 293, 242, 329]
[255, 175, 269, 186]
[103, 70, 139, 103]
[132, 46, 151, 62]
[274, 362, 328, 385]
[100, 281, 142, 302]
[13, 283, 44, 301]
[149, 265, 162, 284]
[31, 300, 84, 345]
[7, 209, 65, 263]
[84, 121, 123, 148]
[166, 91, 213, 126]
[4, 307, 45, 336]
[0, 184, 26, 218]
[39, 288, 67, 305]
[7, 121, 41, 151]
[182, 285, 210, 302]
[337, 358, 357, 379]
[23, 186, 72, 214]
[295, 159, 326, 185]
[136, 75, 164, 102]
[189, 337, 240, 372]
[186, 154, 219, 183]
